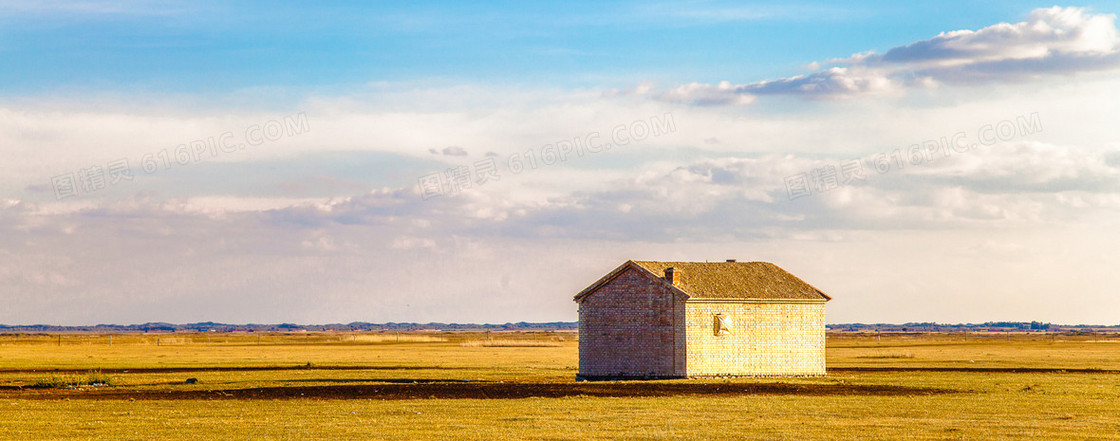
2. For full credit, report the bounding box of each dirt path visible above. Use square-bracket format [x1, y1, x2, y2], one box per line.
[3, 381, 955, 400]
[4, 365, 1114, 375]
[0, 365, 453, 374]
[829, 367, 1120, 374]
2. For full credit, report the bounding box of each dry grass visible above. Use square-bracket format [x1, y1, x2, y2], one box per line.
[459, 340, 562, 347]
[347, 334, 448, 343]
[1, 331, 1119, 440]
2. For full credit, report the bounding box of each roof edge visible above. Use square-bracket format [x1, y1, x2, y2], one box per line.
[773, 265, 832, 301]
[574, 260, 690, 303]
[685, 298, 829, 304]
[632, 260, 832, 301]
[573, 261, 635, 302]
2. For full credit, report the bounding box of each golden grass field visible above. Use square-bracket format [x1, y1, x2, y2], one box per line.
[2, 331, 1119, 440]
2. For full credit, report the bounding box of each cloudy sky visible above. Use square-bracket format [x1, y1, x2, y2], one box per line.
[3, 1, 1120, 326]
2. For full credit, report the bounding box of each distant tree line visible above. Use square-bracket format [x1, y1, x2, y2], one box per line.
[0, 321, 579, 333]
[828, 321, 1120, 333]
[5, 320, 1116, 334]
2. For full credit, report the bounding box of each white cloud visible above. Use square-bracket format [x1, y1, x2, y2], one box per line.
[4, 136, 1120, 325]
[655, 82, 758, 106]
[390, 236, 437, 250]
[636, 6, 1120, 105]
[4, 53, 1120, 325]
[739, 67, 897, 98]
[439, 146, 469, 156]
[879, 7, 1119, 65]
[223, 139, 1120, 243]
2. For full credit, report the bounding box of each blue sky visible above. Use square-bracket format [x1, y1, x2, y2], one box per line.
[4, 1, 1103, 95]
[3, 2, 1120, 325]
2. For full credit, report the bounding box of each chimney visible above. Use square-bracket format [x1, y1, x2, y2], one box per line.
[726, 259, 736, 262]
[664, 267, 677, 285]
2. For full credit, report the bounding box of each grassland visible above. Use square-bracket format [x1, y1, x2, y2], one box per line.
[1, 331, 1119, 440]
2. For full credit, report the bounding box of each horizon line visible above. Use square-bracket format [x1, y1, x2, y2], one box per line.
[3, 320, 1120, 329]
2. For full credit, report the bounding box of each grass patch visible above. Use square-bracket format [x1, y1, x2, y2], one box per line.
[348, 334, 447, 343]
[459, 340, 562, 347]
[855, 354, 915, 359]
[30, 371, 113, 389]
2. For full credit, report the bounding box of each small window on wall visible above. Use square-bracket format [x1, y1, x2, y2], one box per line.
[714, 314, 732, 336]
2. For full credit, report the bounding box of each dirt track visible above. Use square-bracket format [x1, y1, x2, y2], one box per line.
[828, 367, 1120, 374]
[0, 365, 453, 375]
[4, 364, 1115, 376]
[3, 381, 955, 400]
[3, 365, 1115, 375]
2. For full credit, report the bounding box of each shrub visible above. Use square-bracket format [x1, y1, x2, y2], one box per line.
[31, 371, 113, 388]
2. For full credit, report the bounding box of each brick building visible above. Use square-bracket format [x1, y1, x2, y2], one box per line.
[574, 260, 831, 379]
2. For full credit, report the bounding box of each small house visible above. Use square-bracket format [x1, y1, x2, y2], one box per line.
[574, 260, 831, 379]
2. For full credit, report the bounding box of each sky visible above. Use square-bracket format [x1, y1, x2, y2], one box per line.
[3, 1, 1120, 326]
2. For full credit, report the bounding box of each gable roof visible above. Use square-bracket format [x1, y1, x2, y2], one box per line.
[574, 260, 831, 302]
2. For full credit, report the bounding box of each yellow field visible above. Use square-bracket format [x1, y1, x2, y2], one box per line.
[2, 331, 1119, 440]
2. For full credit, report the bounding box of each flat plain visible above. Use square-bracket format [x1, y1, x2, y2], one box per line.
[1, 331, 1119, 440]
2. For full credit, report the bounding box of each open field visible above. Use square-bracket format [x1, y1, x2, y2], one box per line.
[2, 331, 1120, 440]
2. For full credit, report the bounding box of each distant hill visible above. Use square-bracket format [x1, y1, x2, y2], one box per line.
[0, 321, 578, 333]
[4, 321, 1118, 334]
[828, 322, 1120, 333]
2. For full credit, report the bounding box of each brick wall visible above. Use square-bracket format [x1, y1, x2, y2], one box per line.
[577, 267, 685, 378]
[683, 301, 826, 376]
